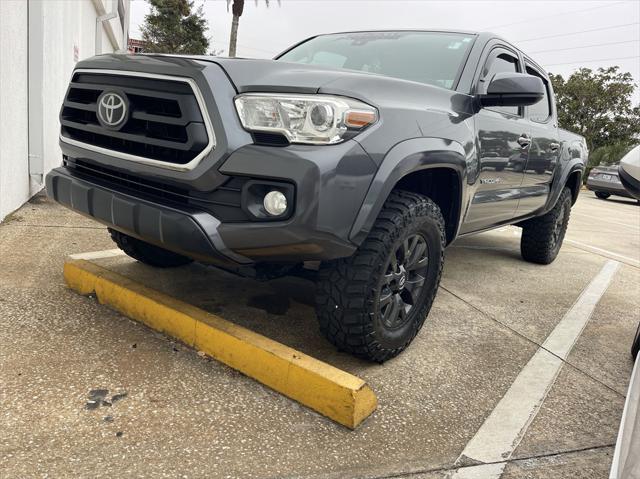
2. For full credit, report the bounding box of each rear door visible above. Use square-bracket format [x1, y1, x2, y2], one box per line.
[515, 63, 560, 217]
[461, 47, 529, 233]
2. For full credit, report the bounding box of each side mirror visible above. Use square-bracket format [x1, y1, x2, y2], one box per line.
[479, 72, 545, 108]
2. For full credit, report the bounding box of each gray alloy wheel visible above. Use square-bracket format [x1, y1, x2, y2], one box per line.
[378, 234, 430, 331]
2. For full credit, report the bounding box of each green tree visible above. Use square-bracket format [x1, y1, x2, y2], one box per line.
[141, 0, 209, 55]
[588, 142, 635, 168]
[227, 0, 277, 57]
[549, 67, 640, 154]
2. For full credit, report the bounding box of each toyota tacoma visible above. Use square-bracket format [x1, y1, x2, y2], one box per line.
[47, 30, 587, 362]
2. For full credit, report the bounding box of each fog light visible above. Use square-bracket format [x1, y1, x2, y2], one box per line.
[263, 190, 287, 216]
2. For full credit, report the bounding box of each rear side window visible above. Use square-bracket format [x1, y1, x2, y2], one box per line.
[526, 66, 551, 122]
[482, 53, 519, 116]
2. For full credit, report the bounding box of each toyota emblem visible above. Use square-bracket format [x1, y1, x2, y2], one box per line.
[97, 91, 128, 130]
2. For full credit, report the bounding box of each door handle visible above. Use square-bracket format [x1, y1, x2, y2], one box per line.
[549, 142, 560, 151]
[517, 135, 531, 149]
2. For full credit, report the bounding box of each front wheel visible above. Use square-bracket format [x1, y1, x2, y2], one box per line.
[595, 191, 610, 199]
[520, 187, 572, 265]
[315, 191, 445, 362]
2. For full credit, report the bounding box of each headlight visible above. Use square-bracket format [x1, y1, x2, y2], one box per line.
[234, 93, 377, 145]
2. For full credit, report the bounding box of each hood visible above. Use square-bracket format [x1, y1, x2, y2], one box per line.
[198, 57, 468, 116]
[197, 57, 351, 94]
[75, 54, 468, 117]
[74, 53, 347, 94]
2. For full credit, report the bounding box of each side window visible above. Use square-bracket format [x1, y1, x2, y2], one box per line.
[525, 66, 551, 123]
[482, 52, 520, 116]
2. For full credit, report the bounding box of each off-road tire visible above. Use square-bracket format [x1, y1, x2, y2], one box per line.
[595, 191, 610, 200]
[520, 187, 572, 265]
[315, 191, 446, 363]
[109, 228, 193, 268]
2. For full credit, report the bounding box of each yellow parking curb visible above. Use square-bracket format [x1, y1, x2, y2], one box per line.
[63, 259, 378, 429]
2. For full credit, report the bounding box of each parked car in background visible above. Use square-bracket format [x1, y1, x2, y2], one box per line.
[610, 350, 640, 479]
[587, 160, 637, 201]
[618, 145, 640, 201]
[609, 147, 640, 479]
[610, 320, 640, 479]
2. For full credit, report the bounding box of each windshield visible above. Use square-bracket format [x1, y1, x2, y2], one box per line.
[277, 31, 475, 90]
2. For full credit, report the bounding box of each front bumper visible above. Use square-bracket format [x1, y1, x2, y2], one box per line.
[46, 167, 251, 266]
[46, 146, 370, 265]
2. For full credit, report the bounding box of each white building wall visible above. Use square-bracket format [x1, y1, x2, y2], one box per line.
[0, 2, 29, 221]
[0, 0, 128, 221]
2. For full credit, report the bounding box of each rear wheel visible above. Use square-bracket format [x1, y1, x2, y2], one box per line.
[595, 191, 610, 199]
[109, 229, 193, 268]
[315, 191, 445, 362]
[520, 187, 572, 265]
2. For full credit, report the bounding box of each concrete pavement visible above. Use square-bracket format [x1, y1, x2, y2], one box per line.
[1, 191, 638, 478]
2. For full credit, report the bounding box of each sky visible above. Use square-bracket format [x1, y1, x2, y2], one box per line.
[129, 0, 640, 103]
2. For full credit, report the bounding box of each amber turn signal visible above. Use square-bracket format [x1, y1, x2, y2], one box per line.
[345, 110, 377, 128]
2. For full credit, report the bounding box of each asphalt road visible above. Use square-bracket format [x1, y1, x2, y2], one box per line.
[1, 190, 638, 478]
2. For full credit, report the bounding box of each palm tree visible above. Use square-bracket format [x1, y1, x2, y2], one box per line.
[227, 0, 278, 57]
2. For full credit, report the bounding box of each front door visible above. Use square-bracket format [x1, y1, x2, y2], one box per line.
[461, 48, 529, 234]
[516, 63, 560, 217]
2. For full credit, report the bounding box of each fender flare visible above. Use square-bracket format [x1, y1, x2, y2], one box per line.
[544, 160, 585, 212]
[349, 137, 468, 245]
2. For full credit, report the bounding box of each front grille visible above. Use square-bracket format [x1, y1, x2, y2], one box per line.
[65, 159, 250, 222]
[60, 71, 212, 167]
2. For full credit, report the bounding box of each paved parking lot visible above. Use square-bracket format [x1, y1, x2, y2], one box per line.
[1, 191, 639, 478]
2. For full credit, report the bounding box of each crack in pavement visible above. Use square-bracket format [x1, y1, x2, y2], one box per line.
[440, 284, 626, 400]
[372, 443, 616, 479]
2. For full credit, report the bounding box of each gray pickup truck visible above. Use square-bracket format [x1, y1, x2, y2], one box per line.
[46, 30, 586, 362]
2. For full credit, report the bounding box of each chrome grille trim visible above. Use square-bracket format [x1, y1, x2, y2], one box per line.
[59, 69, 216, 172]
